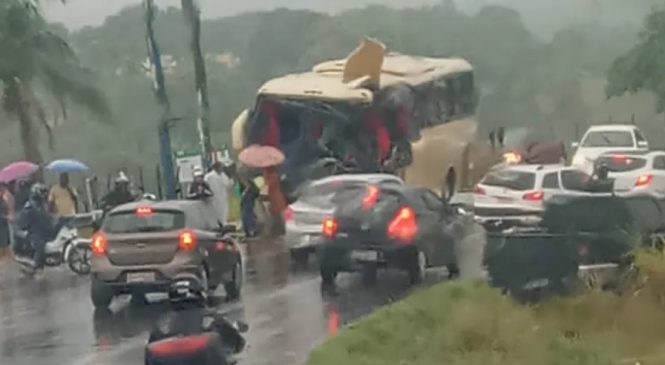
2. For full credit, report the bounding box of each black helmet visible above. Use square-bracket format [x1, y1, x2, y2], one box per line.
[29, 183, 48, 203]
[168, 274, 207, 306]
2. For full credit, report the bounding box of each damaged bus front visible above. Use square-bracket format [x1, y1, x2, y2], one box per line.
[232, 38, 495, 200]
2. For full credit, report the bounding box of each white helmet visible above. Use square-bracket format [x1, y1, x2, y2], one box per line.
[115, 171, 129, 184]
[193, 166, 204, 178]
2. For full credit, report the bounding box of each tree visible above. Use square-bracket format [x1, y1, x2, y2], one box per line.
[0, 0, 109, 163]
[606, 8, 665, 112]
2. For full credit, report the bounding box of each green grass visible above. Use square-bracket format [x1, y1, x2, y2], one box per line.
[306, 251, 665, 365]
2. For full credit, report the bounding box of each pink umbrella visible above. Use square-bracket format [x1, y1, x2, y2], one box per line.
[0, 161, 39, 183]
[238, 144, 287, 217]
[238, 144, 285, 168]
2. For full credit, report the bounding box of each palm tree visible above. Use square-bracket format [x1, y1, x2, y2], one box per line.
[0, 0, 109, 163]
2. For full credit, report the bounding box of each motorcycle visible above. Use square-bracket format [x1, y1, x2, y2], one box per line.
[14, 218, 92, 276]
[144, 274, 248, 365]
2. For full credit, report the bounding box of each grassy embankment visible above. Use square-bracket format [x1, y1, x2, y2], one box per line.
[306, 250, 665, 365]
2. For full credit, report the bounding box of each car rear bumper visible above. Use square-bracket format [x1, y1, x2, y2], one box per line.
[91, 253, 202, 288]
[285, 225, 323, 251]
[318, 238, 415, 272]
[474, 215, 542, 227]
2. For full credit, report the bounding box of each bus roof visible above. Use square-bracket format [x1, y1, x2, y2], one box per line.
[257, 51, 472, 103]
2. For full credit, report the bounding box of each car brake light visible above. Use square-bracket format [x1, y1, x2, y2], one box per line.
[522, 190, 544, 201]
[473, 185, 486, 195]
[387, 206, 418, 244]
[322, 217, 338, 239]
[178, 229, 197, 250]
[611, 155, 626, 163]
[362, 184, 380, 209]
[635, 174, 652, 187]
[135, 206, 153, 216]
[283, 207, 293, 222]
[503, 151, 521, 164]
[147, 335, 211, 357]
[91, 232, 107, 256]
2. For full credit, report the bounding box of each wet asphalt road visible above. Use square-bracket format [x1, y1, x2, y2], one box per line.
[0, 194, 485, 365]
[0, 244, 453, 365]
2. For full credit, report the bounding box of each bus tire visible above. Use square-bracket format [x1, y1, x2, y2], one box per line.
[445, 168, 456, 201]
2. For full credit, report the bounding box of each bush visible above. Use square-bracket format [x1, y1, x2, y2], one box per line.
[306, 250, 665, 365]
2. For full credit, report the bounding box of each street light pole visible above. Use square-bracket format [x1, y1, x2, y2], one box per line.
[181, 0, 213, 168]
[144, 0, 177, 199]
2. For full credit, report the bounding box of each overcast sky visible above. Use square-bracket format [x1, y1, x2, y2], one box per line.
[42, 0, 446, 30]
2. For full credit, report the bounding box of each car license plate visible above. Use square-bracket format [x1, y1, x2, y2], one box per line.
[300, 235, 311, 246]
[127, 272, 155, 283]
[350, 250, 379, 262]
[523, 278, 549, 290]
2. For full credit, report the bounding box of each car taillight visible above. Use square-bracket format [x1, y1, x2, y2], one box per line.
[322, 216, 338, 239]
[387, 206, 418, 244]
[635, 174, 652, 187]
[503, 151, 521, 164]
[522, 190, 544, 201]
[147, 334, 211, 357]
[178, 229, 197, 251]
[91, 232, 107, 256]
[362, 184, 380, 209]
[135, 206, 153, 217]
[283, 206, 293, 222]
[473, 185, 486, 195]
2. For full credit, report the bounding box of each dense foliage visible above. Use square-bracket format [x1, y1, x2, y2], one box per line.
[0, 0, 108, 163]
[607, 8, 665, 112]
[0, 2, 663, 189]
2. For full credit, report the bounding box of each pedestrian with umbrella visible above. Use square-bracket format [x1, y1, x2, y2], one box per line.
[238, 145, 287, 236]
[46, 159, 88, 218]
[0, 161, 39, 211]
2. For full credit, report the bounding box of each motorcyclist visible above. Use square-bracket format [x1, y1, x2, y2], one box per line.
[187, 167, 213, 199]
[145, 274, 246, 365]
[15, 184, 62, 277]
[101, 172, 135, 211]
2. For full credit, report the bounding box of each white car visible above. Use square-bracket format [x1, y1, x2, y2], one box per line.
[473, 164, 593, 228]
[283, 173, 404, 266]
[571, 124, 649, 174]
[595, 151, 665, 197]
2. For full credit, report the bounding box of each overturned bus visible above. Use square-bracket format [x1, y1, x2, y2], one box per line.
[232, 38, 501, 200]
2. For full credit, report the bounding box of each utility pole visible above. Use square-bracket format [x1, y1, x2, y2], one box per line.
[181, 0, 213, 168]
[144, 0, 177, 199]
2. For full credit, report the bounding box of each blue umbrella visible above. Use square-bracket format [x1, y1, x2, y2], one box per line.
[46, 159, 89, 173]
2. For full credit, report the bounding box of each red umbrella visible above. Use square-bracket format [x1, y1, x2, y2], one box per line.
[0, 161, 39, 183]
[238, 144, 284, 168]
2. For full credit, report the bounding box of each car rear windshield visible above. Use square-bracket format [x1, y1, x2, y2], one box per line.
[596, 155, 647, 173]
[300, 179, 400, 206]
[103, 210, 186, 233]
[482, 169, 536, 191]
[582, 131, 633, 148]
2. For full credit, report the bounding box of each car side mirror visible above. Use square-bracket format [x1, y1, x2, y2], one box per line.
[637, 140, 648, 149]
[234, 321, 249, 333]
[571, 141, 579, 149]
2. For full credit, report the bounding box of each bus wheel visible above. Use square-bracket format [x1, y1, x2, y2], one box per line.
[445, 169, 456, 201]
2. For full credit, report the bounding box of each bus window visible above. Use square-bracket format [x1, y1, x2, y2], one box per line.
[446, 71, 476, 117]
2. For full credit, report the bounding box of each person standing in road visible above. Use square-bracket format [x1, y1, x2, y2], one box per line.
[239, 175, 259, 238]
[48, 173, 78, 218]
[205, 161, 233, 225]
[0, 183, 11, 258]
